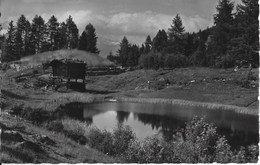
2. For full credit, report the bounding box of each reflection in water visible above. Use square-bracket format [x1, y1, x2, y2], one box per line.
[61, 102, 259, 149]
[134, 113, 184, 141]
[116, 111, 130, 123]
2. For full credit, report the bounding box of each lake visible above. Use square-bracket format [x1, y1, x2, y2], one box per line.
[60, 101, 259, 149]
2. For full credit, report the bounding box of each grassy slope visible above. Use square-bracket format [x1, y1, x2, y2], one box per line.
[0, 114, 114, 163]
[18, 49, 114, 68]
[86, 67, 259, 110]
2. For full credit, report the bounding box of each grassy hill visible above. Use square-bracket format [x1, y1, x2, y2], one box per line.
[18, 49, 114, 68]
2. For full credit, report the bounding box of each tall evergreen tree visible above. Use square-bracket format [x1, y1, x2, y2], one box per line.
[4, 21, 17, 62]
[227, 0, 259, 67]
[152, 29, 168, 52]
[65, 15, 78, 49]
[214, 0, 235, 26]
[117, 36, 130, 67]
[127, 44, 140, 66]
[167, 14, 185, 54]
[208, 0, 235, 67]
[144, 35, 152, 54]
[183, 33, 196, 57]
[14, 15, 31, 57]
[140, 44, 145, 55]
[46, 15, 59, 51]
[57, 22, 67, 49]
[78, 23, 99, 54]
[168, 14, 185, 41]
[30, 15, 46, 54]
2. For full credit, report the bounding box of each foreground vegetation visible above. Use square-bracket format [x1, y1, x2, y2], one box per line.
[3, 105, 258, 163]
[0, 111, 114, 163]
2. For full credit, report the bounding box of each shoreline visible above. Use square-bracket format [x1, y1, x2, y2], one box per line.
[115, 97, 259, 116]
[37, 92, 258, 116]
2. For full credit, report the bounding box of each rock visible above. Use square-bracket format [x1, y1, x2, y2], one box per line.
[159, 77, 165, 82]
[15, 141, 43, 152]
[33, 134, 55, 145]
[2, 130, 24, 142]
[0, 122, 8, 129]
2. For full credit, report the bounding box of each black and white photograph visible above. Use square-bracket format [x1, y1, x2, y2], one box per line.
[0, 0, 259, 163]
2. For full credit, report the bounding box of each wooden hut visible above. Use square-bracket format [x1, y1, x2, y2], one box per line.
[46, 59, 86, 91]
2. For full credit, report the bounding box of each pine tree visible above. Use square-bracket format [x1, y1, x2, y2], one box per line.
[30, 15, 46, 54]
[14, 15, 31, 57]
[0, 4, 1, 30]
[152, 29, 168, 52]
[79, 23, 99, 54]
[46, 15, 59, 51]
[144, 35, 152, 54]
[208, 0, 235, 67]
[227, 0, 259, 67]
[57, 22, 67, 49]
[214, 0, 235, 26]
[167, 14, 186, 54]
[127, 44, 140, 66]
[183, 33, 195, 57]
[107, 50, 114, 62]
[168, 14, 185, 41]
[4, 21, 17, 62]
[140, 44, 145, 55]
[117, 36, 130, 67]
[65, 15, 78, 49]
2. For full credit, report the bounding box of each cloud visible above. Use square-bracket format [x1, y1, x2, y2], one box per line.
[1, 9, 212, 56]
[106, 11, 171, 36]
[182, 15, 213, 32]
[92, 11, 212, 45]
[57, 10, 93, 26]
[21, 0, 63, 3]
[0, 29, 8, 35]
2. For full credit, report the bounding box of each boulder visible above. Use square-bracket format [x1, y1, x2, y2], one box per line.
[15, 141, 43, 152]
[2, 130, 24, 142]
[33, 134, 55, 145]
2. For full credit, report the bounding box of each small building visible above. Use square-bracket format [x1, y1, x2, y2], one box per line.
[45, 59, 86, 91]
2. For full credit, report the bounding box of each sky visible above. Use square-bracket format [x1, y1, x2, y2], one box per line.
[0, 0, 242, 57]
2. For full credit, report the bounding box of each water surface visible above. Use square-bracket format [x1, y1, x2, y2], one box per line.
[62, 102, 259, 148]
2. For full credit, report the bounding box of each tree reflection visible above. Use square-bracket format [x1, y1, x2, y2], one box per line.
[116, 111, 130, 123]
[65, 102, 84, 120]
[134, 113, 185, 141]
[84, 117, 93, 124]
[55, 102, 84, 120]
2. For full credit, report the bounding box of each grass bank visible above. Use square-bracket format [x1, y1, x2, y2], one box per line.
[0, 112, 114, 163]
[116, 97, 258, 115]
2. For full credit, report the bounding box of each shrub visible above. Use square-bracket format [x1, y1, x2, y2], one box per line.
[245, 145, 259, 163]
[65, 130, 87, 145]
[124, 136, 176, 163]
[213, 136, 233, 163]
[11, 105, 50, 124]
[86, 127, 114, 154]
[124, 139, 145, 163]
[45, 120, 64, 132]
[123, 117, 258, 163]
[174, 141, 198, 163]
[164, 53, 188, 68]
[138, 52, 162, 69]
[86, 124, 136, 156]
[11, 104, 24, 115]
[21, 108, 49, 124]
[112, 124, 136, 155]
[141, 136, 165, 163]
[61, 119, 89, 144]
